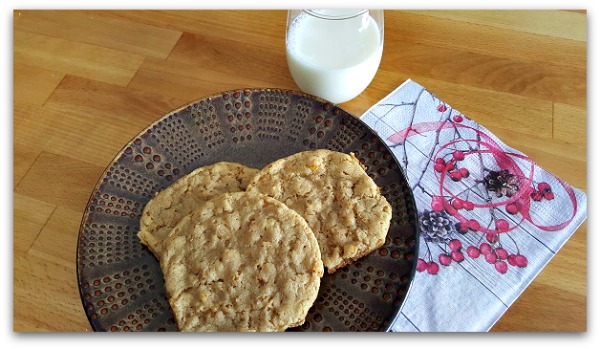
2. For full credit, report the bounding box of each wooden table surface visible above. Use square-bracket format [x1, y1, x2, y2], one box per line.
[13, 10, 587, 332]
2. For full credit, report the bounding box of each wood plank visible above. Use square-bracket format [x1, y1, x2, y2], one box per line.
[408, 10, 587, 42]
[14, 147, 40, 188]
[14, 151, 106, 213]
[531, 224, 587, 296]
[14, 10, 182, 59]
[13, 193, 56, 257]
[14, 30, 144, 87]
[128, 57, 288, 102]
[491, 280, 586, 331]
[387, 11, 586, 71]
[554, 102, 587, 145]
[380, 41, 586, 107]
[14, 253, 91, 331]
[43, 75, 187, 131]
[14, 102, 140, 166]
[13, 62, 65, 106]
[28, 206, 84, 269]
[95, 10, 287, 51]
[167, 32, 293, 87]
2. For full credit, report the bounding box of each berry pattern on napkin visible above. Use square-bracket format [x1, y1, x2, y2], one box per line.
[361, 79, 587, 332]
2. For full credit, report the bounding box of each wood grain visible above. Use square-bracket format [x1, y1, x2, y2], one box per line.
[15, 10, 182, 59]
[381, 41, 586, 107]
[128, 57, 278, 101]
[12, 9, 586, 332]
[409, 10, 587, 42]
[14, 30, 144, 87]
[385, 11, 586, 70]
[13, 63, 65, 106]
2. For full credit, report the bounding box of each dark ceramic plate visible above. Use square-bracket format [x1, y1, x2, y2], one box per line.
[76, 88, 419, 332]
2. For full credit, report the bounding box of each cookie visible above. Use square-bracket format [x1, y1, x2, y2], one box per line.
[137, 162, 259, 257]
[160, 191, 324, 332]
[246, 149, 392, 273]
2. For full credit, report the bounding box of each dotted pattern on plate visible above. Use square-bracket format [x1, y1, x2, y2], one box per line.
[77, 88, 419, 332]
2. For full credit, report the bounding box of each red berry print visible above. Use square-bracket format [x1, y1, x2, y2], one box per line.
[515, 254, 528, 267]
[455, 222, 469, 234]
[466, 246, 480, 258]
[484, 252, 497, 264]
[531, 190, 543, 201]
[434, 163, 446, 173]
[452, 150, 465, 161]
[495, 248, 508, 260]
[431, 201, 444, 211]
[495, 219, 509, 232]
[506, 203, 519, 215]
[449, 171, 462, 182]
[451, 199, 463, 210]
[468, 219, 481, 231]
[537, 182, 551, 192]
[439, 254, 452, 266]
[427, 262, 440, 274]
[495, 261, 508, 274]
[431, 196, 445, 212]
[448, 239, 462, 251]
[417, 258, 427, 272]
[444, 201, 458, 216]
[531, 182, 555, 201]
[479, 243, 492, 255]
[486, 233, 499, 243]
[367, 87, 578, 277]
[451, 250, 465, 263]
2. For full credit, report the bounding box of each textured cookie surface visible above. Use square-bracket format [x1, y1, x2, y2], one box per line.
[161, 192, 324, 332]
[246, 149, 392, 273]
[137, 162, 259, 257]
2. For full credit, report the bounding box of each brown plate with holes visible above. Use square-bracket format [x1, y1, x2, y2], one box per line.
[76, 88, 419, 332]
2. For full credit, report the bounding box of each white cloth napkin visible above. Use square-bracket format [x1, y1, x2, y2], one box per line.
[360, 79, 587, 332]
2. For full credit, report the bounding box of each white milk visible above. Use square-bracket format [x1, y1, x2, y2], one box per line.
[286, 10, 383, 104]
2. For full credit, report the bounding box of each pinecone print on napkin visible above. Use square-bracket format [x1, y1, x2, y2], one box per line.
[363, 80, 582, 276]
[361, 79, 587, 332]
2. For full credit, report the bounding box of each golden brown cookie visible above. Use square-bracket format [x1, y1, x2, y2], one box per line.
[246, 149, 392, 273]
[161, 191, 324, 332]
[137, 162, 259, 257]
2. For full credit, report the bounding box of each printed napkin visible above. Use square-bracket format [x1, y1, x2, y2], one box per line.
[360, 79, 587, 332]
